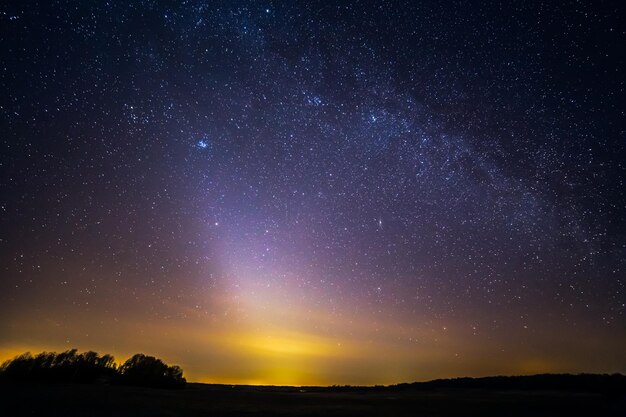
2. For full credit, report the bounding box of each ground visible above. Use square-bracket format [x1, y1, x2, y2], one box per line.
[1, 381, 625, 416]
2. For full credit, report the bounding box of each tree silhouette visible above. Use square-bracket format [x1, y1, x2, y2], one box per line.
[1, 349, 185, 388]
[116, 353, 186, 388]
[0, 349, 117, 383]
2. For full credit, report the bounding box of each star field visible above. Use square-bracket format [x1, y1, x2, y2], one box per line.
[1, 1, 625, 384]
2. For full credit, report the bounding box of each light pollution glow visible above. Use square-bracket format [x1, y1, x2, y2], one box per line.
[2, 281, 624, 386]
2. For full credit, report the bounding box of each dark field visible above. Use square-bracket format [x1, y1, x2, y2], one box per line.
[1, 381, 625, 417]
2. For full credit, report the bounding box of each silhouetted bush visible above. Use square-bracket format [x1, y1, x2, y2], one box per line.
[0, 349, 185, 389]
[115, 353, 186, 389]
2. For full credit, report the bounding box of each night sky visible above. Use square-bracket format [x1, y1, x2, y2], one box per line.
[1, 1, 625, 385]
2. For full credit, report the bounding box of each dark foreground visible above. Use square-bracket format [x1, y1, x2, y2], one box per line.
[1, 381, 625, 417]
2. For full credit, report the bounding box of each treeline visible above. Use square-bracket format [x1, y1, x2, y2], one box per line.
[393, 373, 626, 393]
[0, 349, 186, 389]
[305, 374, 626, 395]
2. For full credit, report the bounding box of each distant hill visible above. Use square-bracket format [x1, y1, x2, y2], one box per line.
[392, 373, 626, 393]
[303, 373, 626, 394]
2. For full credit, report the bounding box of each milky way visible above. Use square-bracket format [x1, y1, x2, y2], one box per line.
[1, 1, 625, 384]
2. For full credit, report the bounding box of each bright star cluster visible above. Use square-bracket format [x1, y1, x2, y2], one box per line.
[0, 1, 624, 385]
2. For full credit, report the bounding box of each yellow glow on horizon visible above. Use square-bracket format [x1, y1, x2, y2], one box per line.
[2, 283, 626, 386]
[230, 332, 342, 358]
[0, 346, 35, 364]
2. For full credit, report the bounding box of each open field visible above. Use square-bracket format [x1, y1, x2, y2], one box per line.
[1, 381, 625, 417]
